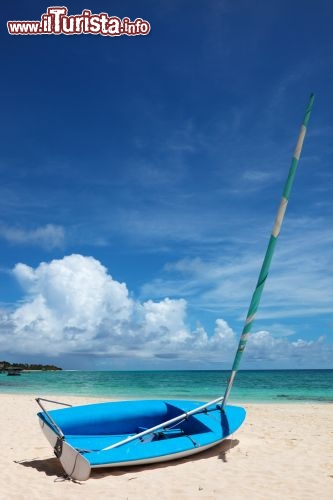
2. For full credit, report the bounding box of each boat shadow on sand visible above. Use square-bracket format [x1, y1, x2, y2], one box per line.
[16, 439, 239, 481]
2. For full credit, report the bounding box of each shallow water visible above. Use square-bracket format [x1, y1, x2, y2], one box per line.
[1, 369, 332, 403]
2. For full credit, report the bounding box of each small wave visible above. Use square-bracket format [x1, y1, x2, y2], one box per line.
[277, 394, 333, 402]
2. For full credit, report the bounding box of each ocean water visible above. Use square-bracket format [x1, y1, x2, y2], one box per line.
[0, 370, 332, 403]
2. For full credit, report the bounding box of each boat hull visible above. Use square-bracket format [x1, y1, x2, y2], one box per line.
[37, 399, 246, 479]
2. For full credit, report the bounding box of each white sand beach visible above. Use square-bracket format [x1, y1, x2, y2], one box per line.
[1, 394, 332, 500]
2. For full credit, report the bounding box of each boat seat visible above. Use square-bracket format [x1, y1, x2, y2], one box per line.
[137, 426, 184, 439]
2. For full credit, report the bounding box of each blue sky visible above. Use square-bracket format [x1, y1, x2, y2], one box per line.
[0, 0, 332, 370]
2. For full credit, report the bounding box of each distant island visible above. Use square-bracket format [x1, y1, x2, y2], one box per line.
[0, 361, 62, 372]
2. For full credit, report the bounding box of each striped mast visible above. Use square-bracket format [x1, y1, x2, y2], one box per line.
[222, 93, 315, 409]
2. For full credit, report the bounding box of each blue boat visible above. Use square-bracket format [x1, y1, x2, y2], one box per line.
[36, 95, 314, 481]
[37, 397, 245, 480]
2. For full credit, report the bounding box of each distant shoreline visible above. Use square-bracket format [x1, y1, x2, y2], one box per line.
[0, 361, 62, 372]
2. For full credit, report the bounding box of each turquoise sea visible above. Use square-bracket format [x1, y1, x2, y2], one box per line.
[1, 370, 332, 403]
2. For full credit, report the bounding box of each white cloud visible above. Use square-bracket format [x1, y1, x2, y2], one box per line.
[10, 255, 133, 354]
[0, 254, 331, 368]
[243, 330, 329, 367]
[142, 298, 189, 342]
[0, 224, 65, 249]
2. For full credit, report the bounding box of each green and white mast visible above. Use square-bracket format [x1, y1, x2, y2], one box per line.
[222, 93, 315, 408]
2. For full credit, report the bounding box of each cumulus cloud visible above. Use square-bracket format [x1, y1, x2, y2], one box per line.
[0, 254, 331, 367]
[244, 330, 328, 367]
[0, 224, 64, 249]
